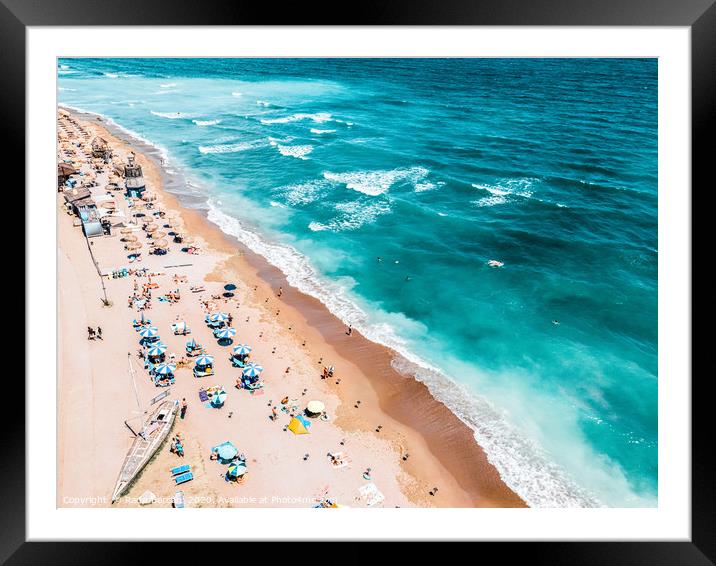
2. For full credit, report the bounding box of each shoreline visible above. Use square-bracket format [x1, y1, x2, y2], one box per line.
[59, 108, 526, 507]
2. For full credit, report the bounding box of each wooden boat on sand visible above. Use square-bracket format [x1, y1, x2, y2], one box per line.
[111, 399, 179, 503]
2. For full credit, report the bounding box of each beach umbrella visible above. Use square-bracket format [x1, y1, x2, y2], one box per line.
[227, 460, 247, 478]
[215, 327, 236, 340]
[154, 363, 176, 375]
[123, 234, 138, 242]
[153, 239, 169, 249]
[287, 417, 309, 435]
[126, 242, 142, 250]
[147, 344, 167, 357]
[195, 354, 214, 367]
[144, 223, 158, 232]
[151, 230, 167, 239]
[211, 389, 227, 407]
[187, 337, 197, 348]
[138, 326, 159, 338]
[232, 344, 252, 356]
[222, 292, 235, 298]
[215, 442, 238, 462]
[209, 312, 229, 323]
[224, 283, 237, 291]
[306, 400, 325, 416]
[242, 363, 263, 378]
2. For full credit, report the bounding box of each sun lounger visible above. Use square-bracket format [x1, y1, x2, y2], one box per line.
[191, 286, 205, 293]
[170, 464, 191, 476]
[173, 490, 185, 508]
[174, 472, 193, 485]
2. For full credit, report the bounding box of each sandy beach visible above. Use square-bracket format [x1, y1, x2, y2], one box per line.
[57, 109, 526, 508]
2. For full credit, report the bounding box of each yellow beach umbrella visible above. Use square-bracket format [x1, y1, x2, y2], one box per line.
[123, 234, 138, 242]
[287, 417, 309, 435]
[126, 242, 142, 251]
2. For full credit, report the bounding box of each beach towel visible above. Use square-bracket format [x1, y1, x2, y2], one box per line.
[198, 389, 209, 402]
[359, 483, 385, 507]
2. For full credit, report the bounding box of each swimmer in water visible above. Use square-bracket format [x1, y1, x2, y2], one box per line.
[552, 320, 560, 325]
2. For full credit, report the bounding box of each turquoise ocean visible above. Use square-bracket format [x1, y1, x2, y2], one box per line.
[58, 58, 658, 507]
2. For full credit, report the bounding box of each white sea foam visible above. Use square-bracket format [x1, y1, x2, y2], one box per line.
[310, 200, 391, 232]
[232, 91, 243, 97]
[150, 111, 196, 120]
[58, 69, 77, 75]
[192, 119, 222, 126]
[198, 140, 262, 155]
[276, 144, 313, 160]
[323, 166, 430, 196]
[279, 180, 331, 206]
[472, 178, 538, 207]
[261, 112, 332, 125]
[160, 83, 177, 88]
[103, 72, 119, 78]
[58, 87, 76, 92]
[310, 128, 336, 134]
[415, 180, 445, 193]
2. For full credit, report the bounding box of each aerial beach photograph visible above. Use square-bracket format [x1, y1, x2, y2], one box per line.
[56, 57, 658, 509]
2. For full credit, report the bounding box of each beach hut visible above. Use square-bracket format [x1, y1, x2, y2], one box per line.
[193, 354, 214, 378]
[305, 400, 325, 418]
[123, 152, 146, 198]
[57, 162, 77, 187]
[91, 136, 110, 159]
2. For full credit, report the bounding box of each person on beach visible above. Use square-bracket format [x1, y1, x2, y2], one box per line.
[271, 406, 278, 421]
[87, 327, 95, 340]
[227, 312, 233, 325]
[96, 327, 103, 340]
[278, 286, 283, 297]
[346, 325, 352, 336]
[180, 398, 187, 419]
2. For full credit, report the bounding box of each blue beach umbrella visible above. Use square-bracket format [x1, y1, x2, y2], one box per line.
[195, 354, 214, 367]
[138, 326, 159, 338]
[209, 312, 229, 323]
[232, 344, 252, 356]
[242, 363, 263, 378]
[215, 327, 236, 340]
[227, 460, 247, 478]
[147, 344, 167, 357]
[224, 283, 237, 291]
[211, 389, 228, 407]
[215, 441, 238, 462]
[154, 363, 176, 375]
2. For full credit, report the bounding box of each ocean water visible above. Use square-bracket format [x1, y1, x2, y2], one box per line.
[58, 58, 658, 507]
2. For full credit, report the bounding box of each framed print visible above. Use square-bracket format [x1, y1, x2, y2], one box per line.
[4, 0, 710, 562]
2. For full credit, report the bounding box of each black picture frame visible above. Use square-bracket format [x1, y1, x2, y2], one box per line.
[4, 0, 709, 563]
